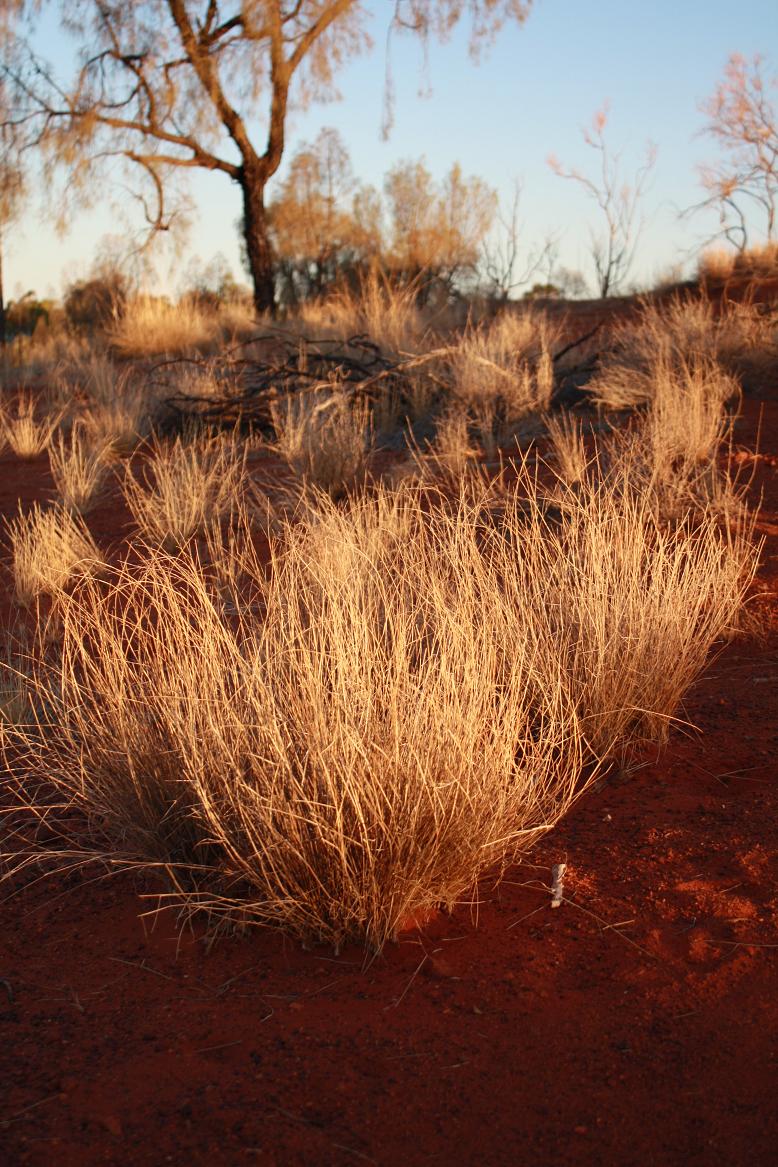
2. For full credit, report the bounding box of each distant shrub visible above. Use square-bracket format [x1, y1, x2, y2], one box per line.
[522, 282, 563, 300]
[698, 247, 736, 282]
[699, 242, 778, 282]
[64, 274, 128, 332]
[5, 292, 52, 338]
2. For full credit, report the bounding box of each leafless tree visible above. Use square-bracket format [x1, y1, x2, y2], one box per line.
[693, 53, 778, 252]
[479, 180, 559, 304]
[0, 1, 533, 316]
[548, 105, 656, 298]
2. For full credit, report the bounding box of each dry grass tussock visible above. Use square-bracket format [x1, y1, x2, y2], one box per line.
[545, 412, 591, 488]
[593, 356, 746, 522]
[0, 391, 62, 457]
[272, 388, 371, 498]
[122, 433, 247, 549]
[531, 469, 755, 755]
[590, 294, 776, 408]
[448, 311, 561, 456]
[83, 384, 153, 457]
[420, 409, 480, 484]
[47, 354, 154, 457]
[108, 296, 256, 358]
[5, 502, 103, 607]
[0, 624, 34, 732]
[2, 465, 756, 949]
[2, 330, 90, 385]
[49, 422, 112, 513]
[698, 241, 778, 281]
[296, 272, 428, 357]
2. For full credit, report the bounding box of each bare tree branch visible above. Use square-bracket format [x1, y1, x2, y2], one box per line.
[548, 104, 656, 297]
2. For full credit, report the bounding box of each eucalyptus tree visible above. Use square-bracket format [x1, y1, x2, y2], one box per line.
[1, 1, 532, 315]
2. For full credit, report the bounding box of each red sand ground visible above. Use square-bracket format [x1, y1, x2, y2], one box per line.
[1, 385, 777, 1166]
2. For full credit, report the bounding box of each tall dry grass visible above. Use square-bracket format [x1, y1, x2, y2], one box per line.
[2, 464, 756, 948]
[512, 471, 755, 756]
[594, 355, 745, 521]
[423, 409, 480, 483]
[3, 329, 90, 385]
[297, 272, 427, 357]
[0, 623, 34, 732]
[545, 412, 590, 488]
[447, 311, 560, 455]
[590, 294, 776, 408]
[49, 422, 111, 513]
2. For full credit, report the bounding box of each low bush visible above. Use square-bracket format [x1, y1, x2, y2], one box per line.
[64, 274, 128, 332]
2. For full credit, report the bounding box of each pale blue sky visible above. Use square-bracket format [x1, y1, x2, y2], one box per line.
[8, 0, 778, 301]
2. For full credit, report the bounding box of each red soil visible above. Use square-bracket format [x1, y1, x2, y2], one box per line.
[1, 398, 777, 1167]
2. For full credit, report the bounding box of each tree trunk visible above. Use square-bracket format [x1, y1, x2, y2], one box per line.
[0, 232, 6, 347]
[241, 169, 276, 318]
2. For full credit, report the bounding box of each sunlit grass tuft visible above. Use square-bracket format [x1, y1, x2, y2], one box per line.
[5, 502, 103, 607]
[123, 433, 247, 549]
[0, 391, 62, 458]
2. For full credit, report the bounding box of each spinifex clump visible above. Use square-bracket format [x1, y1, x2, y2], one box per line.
[2, 464, 755, 951]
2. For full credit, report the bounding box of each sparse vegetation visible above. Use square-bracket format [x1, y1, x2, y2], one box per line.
[0, 225, 769, 955]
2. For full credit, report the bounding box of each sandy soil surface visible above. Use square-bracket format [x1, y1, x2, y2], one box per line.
[1, 374, 776, 1167]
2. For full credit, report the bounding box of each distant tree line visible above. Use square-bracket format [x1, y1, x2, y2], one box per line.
[266, 128, 498, 309]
